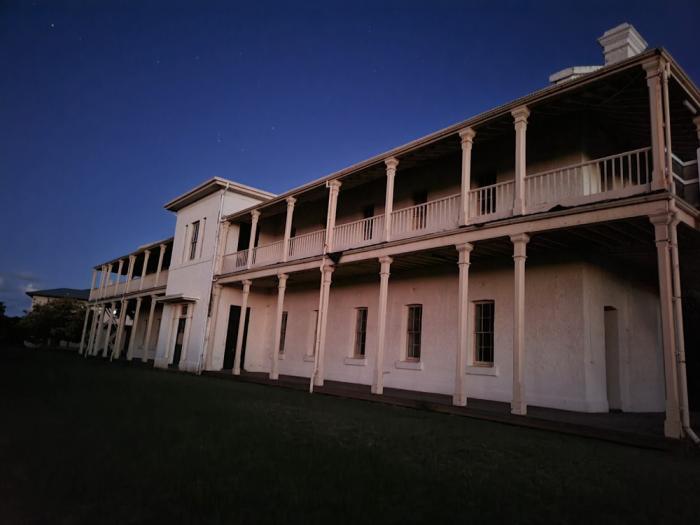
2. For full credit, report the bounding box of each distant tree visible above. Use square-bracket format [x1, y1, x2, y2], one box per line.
[19, 300, 86, 347]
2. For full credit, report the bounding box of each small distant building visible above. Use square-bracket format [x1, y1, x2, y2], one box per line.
[26, 288, 90, 312]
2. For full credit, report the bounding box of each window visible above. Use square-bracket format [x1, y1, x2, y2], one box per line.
[474, 301, 495, 365]
[280, 311, 288, 353]
[310, 310, 319, 355]
[354, 308, 368, 357]
[406, 305, 422, 360]
[189, 221, 200, 260]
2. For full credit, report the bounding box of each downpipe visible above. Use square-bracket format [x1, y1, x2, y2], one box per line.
[668, 201, 700, 444]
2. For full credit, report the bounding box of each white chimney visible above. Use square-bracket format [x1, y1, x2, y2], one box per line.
[597, 23, 648, 65]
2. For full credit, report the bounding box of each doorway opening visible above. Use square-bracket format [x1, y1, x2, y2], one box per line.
[223, 305, 251, 370]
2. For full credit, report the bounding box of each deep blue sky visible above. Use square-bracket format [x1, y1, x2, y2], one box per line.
[1, 0, 699, 315]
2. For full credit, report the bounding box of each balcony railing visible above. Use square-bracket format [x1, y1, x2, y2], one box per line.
[391, 194, 460, 240]
[219, 147, 659, 274]
[90, 268, 169, 300]
[334, 215, 385, 251]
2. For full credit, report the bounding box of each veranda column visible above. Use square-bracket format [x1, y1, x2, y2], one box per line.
[281, 197, 296, 262]
[458, 128, 476, 226]
[643, 58, 670, 191]
[89, 269, 98, 296]
[101, 301, 116, 357]
[270, 273, 289, 380]
[78, 306, 91, 355]
[97, 266, 107, 298]
[102, 263, 113, 297]
[142, 295, 158, 363]
[650, 213, 682, 438]
[312, 265, 334, 387]
[694, 116, 700, 176]
[233, 280, 252, 375]
[125, 255, 136, 293]
[113, 299, 128, 359]
[93, 305, 107, 355]
[139, 249, 151, 290]
[115, 259, 125, 290]
[86, 305, 99, 356]
[126, 296, 143, 361]
[511, 106, 530, 216]
[372, 256, 393, 395]
[214, 222, 231, 274]
[510, 233, 530, 415]
[383, 158, 399, 242]
[246, 211, 260, 269]
[324, 181, 342, 252]
[155, 244, 166, 286]
[454, 243, 474, 406]
[203, 284, 224, 370]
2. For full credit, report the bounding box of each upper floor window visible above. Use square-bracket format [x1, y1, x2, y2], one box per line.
[406, 304, 422, 361]
[354, 307, 368, 357]
[189, 221, 200, 260]
[474, 301, 495, 366]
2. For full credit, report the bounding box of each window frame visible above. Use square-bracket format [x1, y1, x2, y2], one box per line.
[279, 311, 288, 354]
[473, 300, 495, 367]
[405, 304, 422, 361]
[189, 220, 200, 260]
[353, 307, 368, 357]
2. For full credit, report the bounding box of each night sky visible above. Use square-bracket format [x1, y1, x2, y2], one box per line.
[1, 0, 699, 316]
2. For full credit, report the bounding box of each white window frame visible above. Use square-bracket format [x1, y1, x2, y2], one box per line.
[405, 304, 422, 362]
[473, 300, 495, 367]
[353, 307, 368, 358]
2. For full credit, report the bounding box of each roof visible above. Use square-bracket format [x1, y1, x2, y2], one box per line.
[26, 288, 90, 301]
[163, 177, 276, 212]
[223, 47, 700, 222]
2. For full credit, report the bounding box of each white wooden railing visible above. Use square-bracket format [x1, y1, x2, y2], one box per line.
[288, 229, 325, 261]
[390, 194, 459, 239]
[333, 215, 385, 251]
[468, 180, 515, 221]
[252, 240, 283, 267]
[221, 249, 249, 273]
[525, 147, 651, 212]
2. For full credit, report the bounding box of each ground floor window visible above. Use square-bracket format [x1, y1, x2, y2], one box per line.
[280, 311, 288, 353]
[406, 304, 422, 361]
[474, 301, 495, 366]
[354, 307, 368, 357]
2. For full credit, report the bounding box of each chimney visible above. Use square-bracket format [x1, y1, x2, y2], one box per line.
[597, 23, 648, 65]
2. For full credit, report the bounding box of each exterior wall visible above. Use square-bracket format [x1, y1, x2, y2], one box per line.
[210, 258, 664, 413]
[155, 190, 267, 370]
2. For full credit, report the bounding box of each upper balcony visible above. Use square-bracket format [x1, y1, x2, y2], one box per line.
[218, 53, 700, 276]
[89, 238, 174, 301]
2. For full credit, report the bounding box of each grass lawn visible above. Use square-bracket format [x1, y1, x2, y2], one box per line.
[1, 346, 699, 524]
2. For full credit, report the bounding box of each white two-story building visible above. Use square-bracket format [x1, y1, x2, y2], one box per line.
[79, 25, 700, 440]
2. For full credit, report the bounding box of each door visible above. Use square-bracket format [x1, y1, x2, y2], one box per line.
[604, 306, 622, 411]
[222, 305, 251, 370]
[171, 317, 187, 367]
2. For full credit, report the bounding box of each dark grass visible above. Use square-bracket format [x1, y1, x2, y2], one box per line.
[1, 346, 700, 525]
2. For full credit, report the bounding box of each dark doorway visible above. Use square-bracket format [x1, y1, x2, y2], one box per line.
[222, 305, 251, 370]
[237, 223, 251, 251]
[171, 317, 187, 367]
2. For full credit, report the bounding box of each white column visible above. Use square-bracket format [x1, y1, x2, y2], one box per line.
[233, 280, 252, 375]
[101, 301, 116, 357]
[282, 197, 296, 262]
[86, 305, 99, 356]
[78, 306, 92, 355]
[324, 181, 342, 252]
[103, 263, 113, 297]
[246, 211, 260, 269]
[203, 284, 224, 370]
[113, 299, 128, 359]
[372, 256, 392, 395]
[139, 249, 151, 290]
[115, 259, 125, 289]
[90, 269, 98, 296]
[142, 295, 158, 363]
[125, 255, 136, 293]
[88, 305, 102, 355]
[511, 106, 530, 215]
[459, 128, 476, 226]
[126, 296, 143, 360]
[454, 243, 473, 406]
[312, 265, 334, 387]
[155, 244, 166, 286]
[97, 266, 107, 298]
[650, 214, 682, 438]
[643, 58, 670, 191]
[214, 222, 231, 275]
[510, 233, 529, 415]
[383, 158, 398, 242]
[270, 273, 289, 380]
